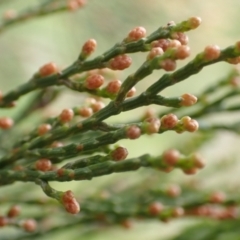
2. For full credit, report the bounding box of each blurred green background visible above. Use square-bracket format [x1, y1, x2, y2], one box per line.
[0, 0, 240, 239]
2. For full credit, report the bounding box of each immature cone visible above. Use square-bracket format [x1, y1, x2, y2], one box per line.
[180, 93, 198, 106]
[84, 74, 104, 89]
[174, 45, 191, 60]
[203, 45, 221, 61]
[80, 39, 97, 59]
[187, 17, 202, 29]
[7, 205, 21, 218]
[144, 117, 161, 134]
[171, 32, 189, 45]
[62, 190, 80, 214]
[59, 109, 74, 123]
[147, 47, 164, 60]
[106, 80, 122, 94]
[162, 149, 180, 166]
[79, 106, 93, 117]
[160, 59, 177, 71]
[181, 116, 199, 132]
[161, 113, 178, 129]
[0, 117, 14, 129]
[126, 87, 136, 97]
[166, 184, 181, 197]
[39, 62, 58, 77]
[126, 125, 141, 139]
[148, 202, 163, 215]
[35, 159, 52, 172]
[151, 39, 170, 51]
[111, 147, 128, 161]
[22, 219, 37, 232]
[108, 55, 132, 70]
[127, 26, 146, 42]
[38, 123, 52, 135]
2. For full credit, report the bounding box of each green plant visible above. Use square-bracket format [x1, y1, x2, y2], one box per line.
[0, 1, 240, 239]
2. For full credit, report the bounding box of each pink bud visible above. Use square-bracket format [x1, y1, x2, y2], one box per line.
[108, 55, 132, 70]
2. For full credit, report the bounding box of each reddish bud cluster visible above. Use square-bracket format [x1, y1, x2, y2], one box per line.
[106, 80, 122, 94]
[148, 202, 163, 215]
[162, 149, 180, 166]
[203, 45, 221, 61]
[51, 141, 64, 148]
[111, 146, 128, 161]
[187, 205, 237, 220]
[166, 184, 181, 197]
[62, 190, 80, 214]
[126, 125, 141, 139]
[81, 38, 97, 57]
[172, 207, 185, 217]
[147, 47, 164, 60]
[0, 217, 8, 227]
[180, 93, 198, 106]
[78, 106, 93, 117]
[171, 32, 189, 45]
[168, 40, 181, 49]
[90, 100, 105, 112]
[0, 117, 14, 129]
[174, 45, 191, 60]
[126, 87, 136, 97]
[59, 109, 74, 123]
[108, 55, 132, 70]
[180, 116, 199, 132]
[7, 205, 21, 218]
[160, 59, 177, 71]
[191, 153, 205, 169]
[21, 219, 37, 232]
[35, 158, 52, 172]
[127, 26, 147, 42]
[39, 62, 58, 77]
[144, 117, 161, 134]
[151, 39, 170, 51]
[161, 114, 178, 129]
[38, 123, 52, 135]
[84, 74, 104, 89]
[187, 17, 202, 29]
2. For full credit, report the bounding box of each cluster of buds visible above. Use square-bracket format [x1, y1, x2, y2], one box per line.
[107, 54, 132, 70]
[59, 108, 75, 123]
[186, 205, 237, 220]
[84, 73, 105, 90]
[0, 205, 37, 232]
[38, 62, 59, 77]
[79, 38, 97, 60]
[35, 158, 53, 171]
[161, 149, 205, 174]
[61, 190, 80, 214]
[73, 97, 105, 118]
[110, 146, 128, 161]
[148, 202, 184, 221]
[0, 117, 14, 129]
[124, 26, 147, 42]
[37, 123, 52, 135]
[160, 113, 199, 133]
[142, 117, 161, 134]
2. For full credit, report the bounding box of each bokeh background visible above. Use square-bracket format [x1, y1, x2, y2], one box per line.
[0, 0, 240, 239]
